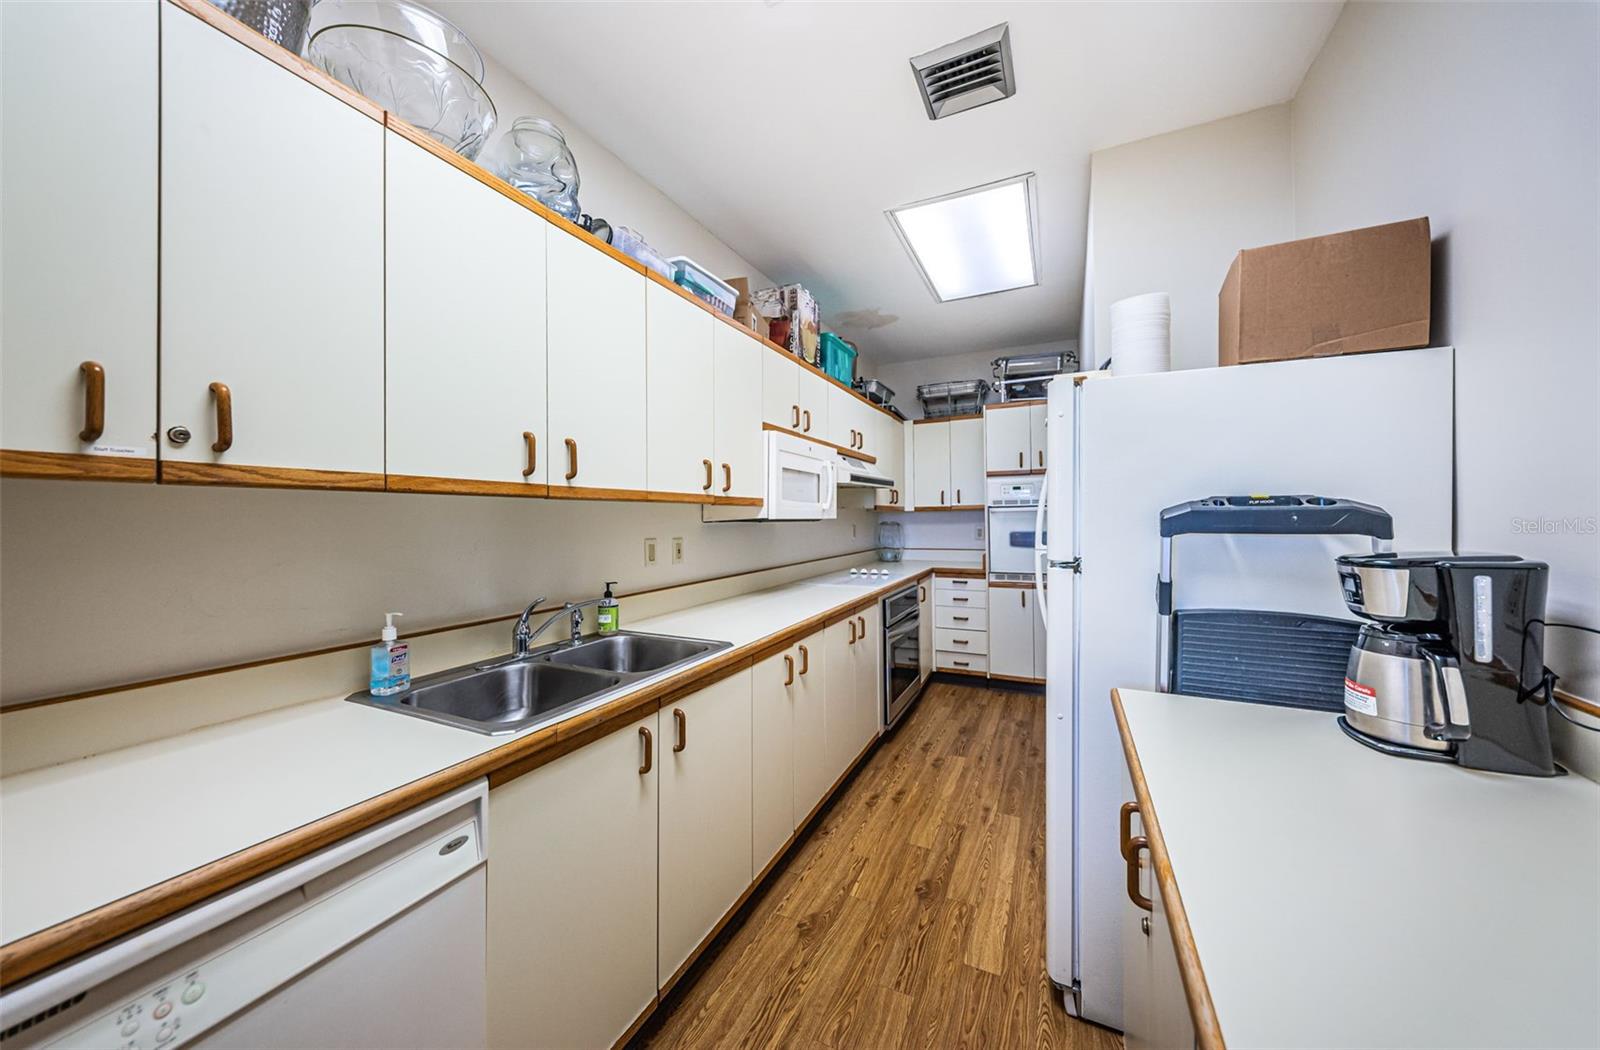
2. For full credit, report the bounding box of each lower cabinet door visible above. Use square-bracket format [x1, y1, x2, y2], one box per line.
[989, 587, 1036, 680]
[487, 712, 658, 1050]
[791, 630, 830, 821]
[823, 615, 861, 781]
[855, 604, 882, 744]
[658, 668, 754, 985]
[752, 647, 797, 875]
[918, 581, 933, 682]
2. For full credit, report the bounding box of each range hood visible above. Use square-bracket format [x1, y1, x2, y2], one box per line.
[836, 454, 892, 489]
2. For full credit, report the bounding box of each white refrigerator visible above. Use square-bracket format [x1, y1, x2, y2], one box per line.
[1036, 348, 1455, 1027]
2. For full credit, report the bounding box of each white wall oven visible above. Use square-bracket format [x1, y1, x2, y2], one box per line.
[988, 477, 1044, 580]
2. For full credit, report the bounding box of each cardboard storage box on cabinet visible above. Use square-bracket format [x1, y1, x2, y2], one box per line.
[1218, 217, 1431, 366]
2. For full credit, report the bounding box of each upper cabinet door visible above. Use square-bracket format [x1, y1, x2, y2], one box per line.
[548, 228, 647, 494]
[712, 324, 764, 501]
[875, 415, 906, 508]
[796, 368, 830, 440]
[985, 406, 1031, 474]
[827, 384, 856, 453]
[912, 422, 951, 509]
[160, 3, 383, 485]
[1029, 402, 1048, 471]
[948, 417, 985, 507]
[646, 282, 715, 497]
[762, 349, 801, 431]
[2, 0, 158, 478]
[386, 132, 548, 492]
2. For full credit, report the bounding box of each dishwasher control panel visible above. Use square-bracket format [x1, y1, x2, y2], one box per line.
[100, 971, 207, 1050]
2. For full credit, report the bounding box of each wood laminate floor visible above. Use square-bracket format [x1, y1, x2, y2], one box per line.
[635, 680, 1122, 1050]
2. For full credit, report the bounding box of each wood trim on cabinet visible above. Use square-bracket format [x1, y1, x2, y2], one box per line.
[0, 450, 156, 483]
[1111, 688, 1225, 1050]
[988, 672, 1045, 686]
[985, 469, 1046, 478]
[167, 0, 384, 121]
[712, 495, 764, 508]
[988, 580, 1036, 590]
[936, 666, 989, 679]
[931, 566, 987, 578]
[912, 413, 983, 424]
[157, 462, 385, 491]
[611, 998, 661, 1050]
[759, 422, 879, 464]
[982, 399, 1045, 411]
[1555, 689, 1600, 719]
[911, 504, 985, 513]
[546, 485, 709, 505]
[386, 475, 549, 498]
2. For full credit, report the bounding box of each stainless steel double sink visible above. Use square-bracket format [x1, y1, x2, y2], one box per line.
[346, 631, 731, 735]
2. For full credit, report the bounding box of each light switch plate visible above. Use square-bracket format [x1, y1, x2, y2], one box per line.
[644, 537, 658, 565]
[671, 537, 684, 564]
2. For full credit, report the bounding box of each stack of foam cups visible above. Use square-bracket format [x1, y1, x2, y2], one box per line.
[1109, 292, 1172, 375]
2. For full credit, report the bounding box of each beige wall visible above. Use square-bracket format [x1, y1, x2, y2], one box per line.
[1084, 105, 1295, 371]
[0, 481, 877, 704]
[1289, 0, 1599, 697]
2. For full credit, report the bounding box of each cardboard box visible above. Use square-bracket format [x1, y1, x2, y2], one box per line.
[1219, 217, 1431, 366]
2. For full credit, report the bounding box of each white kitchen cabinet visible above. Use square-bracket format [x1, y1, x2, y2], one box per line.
[984, 404, 1033, 474]
[713, 324, 764, 501]
[646, 281, 716, 496]
[917, 580, 934, 682]
[988, 586, 1036, 681]
[386, 131, 547, 491]
[1, 0, 158, 476]
[1122, 811, 1196, 1050]
[855, 603, 883, 742]
[829, 384, 857, 454]
[824, 608, 878, 780]
[659, 669, 754, 985]
[791, 631, 830, 824]
[1029, 402, 1049, 472]
[875, 415, 908, 508]
[488, 712, 658, 1050]
[949, 416, 985, 507]
[797, 367, 831, 441]
[912, 421, 951, 509]
[548, 227, 647, 494]
[160, 1, 383, 482]
[752, 648, 797, 876]
[762, 349, 801, 431]
[1033, 584, 1049, 680]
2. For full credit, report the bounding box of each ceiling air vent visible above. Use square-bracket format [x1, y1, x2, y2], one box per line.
[910, 23, 1016, 121]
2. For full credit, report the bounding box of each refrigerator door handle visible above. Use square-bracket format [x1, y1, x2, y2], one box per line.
[1033, 472, 1050, 626]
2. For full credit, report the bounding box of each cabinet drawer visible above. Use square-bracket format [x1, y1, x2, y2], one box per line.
[934, 606, 988, 631]
[934, 627, 988, 655]
[935, 589, 987, 611]
[934, 575, 987, 594]
[936, 651, 988, 674]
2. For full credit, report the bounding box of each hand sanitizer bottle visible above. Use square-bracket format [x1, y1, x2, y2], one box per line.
[370, 612, 410, 696]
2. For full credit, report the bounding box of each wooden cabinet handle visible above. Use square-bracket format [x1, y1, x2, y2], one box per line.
[857, 615, 866, 636]
[1038, 449, 1044, 468]
[956, 488, 962, 504]
[1018, 450, 1025, 468]
[792, 405, 800, 428]
[673, 707, 687, 752]
[798, 644, 809, 675]
[703, 458, 713, 491]
[848, 619, 857, 644]
[564, 438, 578, 480]
[722, 462, 732, 493]
[1021, 590, 1027, 608]
[802, 409, 811, 432]
[523, 432, 537, 478]
[940, 489, 946, 505]
[952, 596, 969, 603]
[209, 381, 233, 453]
[78, 361, 105, 442]
[954, 660, 971, 668]
[784, 654, 795, 686]
[918, 586, 927, 602]
[953, 638, 970, 645]
[1120, 801, 1140, 861]
[639, 727, 653, 775]
[954, 615, 969, 622]
[1126, 835, 1152, 911]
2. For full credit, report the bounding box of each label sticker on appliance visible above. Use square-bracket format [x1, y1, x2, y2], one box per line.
[1343, 678, 1378, 715]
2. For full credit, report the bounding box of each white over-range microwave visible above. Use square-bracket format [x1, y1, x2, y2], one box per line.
[704, 431, 838, 521]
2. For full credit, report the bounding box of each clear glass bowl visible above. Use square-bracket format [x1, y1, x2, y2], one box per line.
[482, 117, 581, 221]
[308, 0, 496, 160]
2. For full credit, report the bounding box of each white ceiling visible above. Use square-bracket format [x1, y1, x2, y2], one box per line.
[443, 1, 1342, 364]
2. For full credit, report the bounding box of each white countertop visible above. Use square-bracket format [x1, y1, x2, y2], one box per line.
[1118, 689, 1600, 1049]
[0, 561, 937, 947]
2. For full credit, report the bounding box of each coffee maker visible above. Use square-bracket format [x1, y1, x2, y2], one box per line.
[1334, 552, 1559, 776]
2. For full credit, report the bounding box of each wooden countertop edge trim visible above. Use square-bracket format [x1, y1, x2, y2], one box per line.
[0, 450, 156, 483]
[985, 469, 1047, 478]
[912, 413, 983, 424]
[385, 474, 549, 498]
[157, 462, 385, 491]
[983, 399, 1046, 411]
[1555, 688, 1600, 719]
[167, 0, 384, 122]
[0, 570, 940, 983]
[911, 504, 985, 513]
[1111, 688, 1226, 1050]
[932, 567, 987, 578]
[988, 579, 1036, 589]
[759, 422, 879, 464]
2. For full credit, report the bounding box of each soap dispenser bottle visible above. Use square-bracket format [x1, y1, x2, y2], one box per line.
[369, 612, 410, 696]
[597, 582, 620, 634]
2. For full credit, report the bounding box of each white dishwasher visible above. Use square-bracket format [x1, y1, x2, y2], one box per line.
[0, 781, 489, 1050]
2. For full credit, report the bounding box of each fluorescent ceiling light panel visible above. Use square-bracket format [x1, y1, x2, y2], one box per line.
[888, 174, 1038, 302]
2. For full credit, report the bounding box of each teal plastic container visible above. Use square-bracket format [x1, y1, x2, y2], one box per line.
[819, 332, 857, 385]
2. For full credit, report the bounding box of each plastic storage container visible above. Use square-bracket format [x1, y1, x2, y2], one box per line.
[611, 226, 672, 279]
[820, 332, 857, 385]
[667, 256, 737, 316]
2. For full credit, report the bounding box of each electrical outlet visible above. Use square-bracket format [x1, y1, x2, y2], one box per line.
[644, 537, 658, 565]
[671, 537, 684, 564]
[975, 525, 985, 540]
